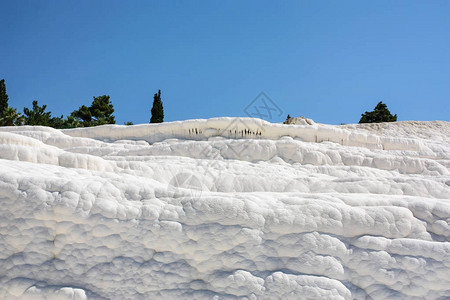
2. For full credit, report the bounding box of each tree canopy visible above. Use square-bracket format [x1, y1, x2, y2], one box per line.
[0, 79, 24, 126]
[23, 100, 52, 126]
[150, 90, 164, 123]
[0, 79, 9, 116]
[1, 79, 118, 128]
[1, 107, 23, 126]
[359, 101, 397, 123]
[71, 95, 115, 127]
[23, 100, 65, 127]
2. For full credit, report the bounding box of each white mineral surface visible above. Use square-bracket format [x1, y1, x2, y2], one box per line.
[0, 118, 449, 299]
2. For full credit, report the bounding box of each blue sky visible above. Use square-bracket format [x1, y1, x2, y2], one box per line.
[1, 0, 449, 125]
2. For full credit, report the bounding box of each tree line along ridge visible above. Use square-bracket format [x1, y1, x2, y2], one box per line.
[0, 79, 166, 128]
[0, 78, 397, 128]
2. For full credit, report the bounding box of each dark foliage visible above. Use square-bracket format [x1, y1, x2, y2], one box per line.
[0, 79, 9, 117]
[70, 95, 115, 127]
[150, 90, 164, 123]
[23, 100, 53, 126]
[359, 101, 397, 123]
[0, 79, 23, 126]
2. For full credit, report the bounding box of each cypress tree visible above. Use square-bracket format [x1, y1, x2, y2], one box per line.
[150, 90, 164, 123]
[359, 101, 397, 123]
[0, 79, 24, 126]
[0, 79, 10, 120]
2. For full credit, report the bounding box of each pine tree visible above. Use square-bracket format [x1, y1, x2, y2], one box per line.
[49, 115, 65, 128]
[23, 100, 53, 126]
[62, 115, 80, 128]
[0, 107, 24, 126]
[0, 79, 9, 119]
[150, 90, 164, 123]
[71, 105, 92, 126]
[0, 79, 24, 126]
[359, 101, 397, 123]
[70, 95, 115, 127]
[90, 95, 115, 126]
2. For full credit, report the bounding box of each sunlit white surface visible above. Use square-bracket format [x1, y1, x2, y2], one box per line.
[0, 118, 449, 299]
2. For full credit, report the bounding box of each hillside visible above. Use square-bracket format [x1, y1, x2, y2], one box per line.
[0, 118, 449, 299]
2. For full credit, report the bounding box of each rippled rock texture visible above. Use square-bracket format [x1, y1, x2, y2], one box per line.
[1, 118, 449, 299]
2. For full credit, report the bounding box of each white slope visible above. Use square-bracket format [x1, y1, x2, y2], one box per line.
[0, 117, 449, 300]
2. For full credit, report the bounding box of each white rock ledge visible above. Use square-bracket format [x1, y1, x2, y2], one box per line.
[0, 118, 449, 299]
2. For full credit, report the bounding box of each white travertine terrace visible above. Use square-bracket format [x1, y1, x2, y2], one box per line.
[0, 118, 449, 299]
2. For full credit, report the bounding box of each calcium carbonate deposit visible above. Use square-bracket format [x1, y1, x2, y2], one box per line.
[0, 117, 449, 299]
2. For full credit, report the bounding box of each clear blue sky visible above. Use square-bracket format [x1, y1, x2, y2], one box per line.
[1, 0, 449, 125]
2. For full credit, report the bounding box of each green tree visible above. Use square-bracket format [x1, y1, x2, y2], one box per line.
[23, 100, 52, 126]
[150, 90, 164, 123]
[0, 107, 24, 126]
[70, 95, 115, 127]
[90, 95, 115, 125]
[0, 79, 9, 119]
[71, 105, 92, 126]
[359, 101, 397, 123]
[0, 79, 24, 126]
[49, 115, 65, 128]
[62, 115, 80, 128]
